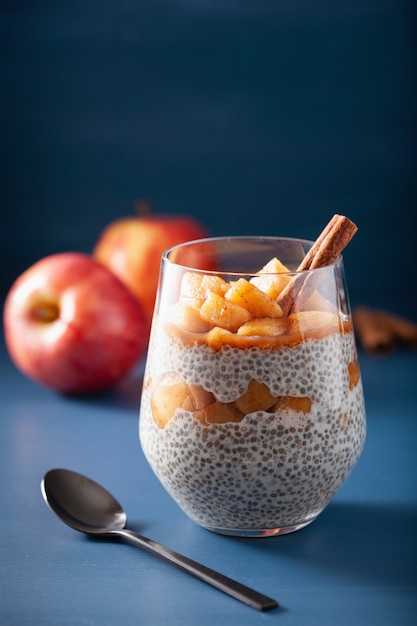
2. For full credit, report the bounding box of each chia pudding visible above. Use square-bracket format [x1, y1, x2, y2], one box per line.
[140, 323, 365, 535]
[139, 235, 366, 536]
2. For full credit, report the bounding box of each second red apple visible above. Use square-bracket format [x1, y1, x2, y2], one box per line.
[93, 212, 209, 328]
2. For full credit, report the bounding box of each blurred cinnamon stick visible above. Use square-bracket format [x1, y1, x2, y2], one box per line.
[353, 306, 417, 354]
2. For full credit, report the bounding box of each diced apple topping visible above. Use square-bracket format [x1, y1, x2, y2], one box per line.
[168, 302, 214, 333]
[181, 395, 196, 412]
[150, 374, 314, 429]
[194, 401, 244, 424]
[188, 383, 215, 410]
[272, 396, 312, 414]
[151, 376, 215, 428]
[180, 272, 229, 303]
[234, 379, 276, 414]
[237, 317, 287, 337]
[225, 278, 283, 318]
[296, 289, 337, 313]
[288, 310, 340, 335]
[163, 253, 345, 347]
[151, 375, 190, 428]
[200, 292, 252, 332]
[347, 360, 360, 390]
[205, 326, 242, 350]
[250, 257, 292, 299]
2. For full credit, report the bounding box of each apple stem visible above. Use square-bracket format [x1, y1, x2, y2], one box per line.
[31, 302, 60, 323]
[134, 198, 151, 217]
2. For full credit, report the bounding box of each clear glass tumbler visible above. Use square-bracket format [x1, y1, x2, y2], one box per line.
[139, 236, 366, 537]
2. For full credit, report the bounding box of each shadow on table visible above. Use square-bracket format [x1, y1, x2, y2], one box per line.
[64, 369, 145, 413]
[225, 501, 417, 588]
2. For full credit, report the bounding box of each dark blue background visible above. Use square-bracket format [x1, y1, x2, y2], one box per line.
[1, 0, 416, 315]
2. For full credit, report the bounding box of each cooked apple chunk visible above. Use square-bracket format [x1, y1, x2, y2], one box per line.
[151, 375, 189, 428]
[167, 302, 213, 333]
[288, 310, 340, 335]
[205, 326, 241, 350]
[188, 383, 215, 409]
[194, 401, 244, 424]
[200, 292, 251, 332]
[225, 278, 283, 318]
[347, 360, 360, 390]
[294, 289, 337, 314]
[272, 396, 312, 414]
[234, 379, 276, 414]
[181, 395, 195, 412]
[250, 257, 292, 299]
[180, 272, 229, 303]
[237, 317, 287, 337]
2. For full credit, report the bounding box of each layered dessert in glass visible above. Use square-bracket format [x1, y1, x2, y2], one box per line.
[139, 216, 366, 536]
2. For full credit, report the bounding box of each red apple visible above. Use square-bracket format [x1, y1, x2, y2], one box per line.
[92, 208, 209, 328]
[3, 252, 148, 395]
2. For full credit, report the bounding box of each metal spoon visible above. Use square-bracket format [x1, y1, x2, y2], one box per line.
[41, 468, 278, 612]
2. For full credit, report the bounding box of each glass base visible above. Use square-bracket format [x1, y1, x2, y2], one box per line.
[200, 517, 317, 537]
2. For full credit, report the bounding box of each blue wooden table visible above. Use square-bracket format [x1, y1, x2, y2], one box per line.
[1, 331, 416, 626]
[1, 4, 416, 620]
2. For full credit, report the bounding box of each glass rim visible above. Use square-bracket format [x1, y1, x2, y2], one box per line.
[162, 235, 344, 276]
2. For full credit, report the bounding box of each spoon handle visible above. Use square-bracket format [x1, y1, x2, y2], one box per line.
[115, 528, 278, 611]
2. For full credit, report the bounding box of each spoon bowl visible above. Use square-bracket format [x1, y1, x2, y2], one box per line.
[41, 468, 126, 534]
[41, 468, 278, 612]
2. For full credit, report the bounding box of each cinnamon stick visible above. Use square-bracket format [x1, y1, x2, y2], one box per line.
[353, 306, 417, 354]
[296, 213, 342, 272]
[277, 214, 358, 316]
[383, 310, 417, 345]
[308, 215, 358, 269]
[352, 306, 394, 354]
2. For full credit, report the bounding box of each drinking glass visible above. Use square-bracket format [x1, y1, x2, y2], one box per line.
[139, 236, 366, 537]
